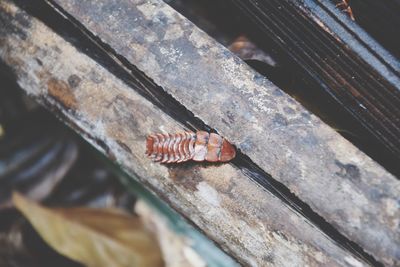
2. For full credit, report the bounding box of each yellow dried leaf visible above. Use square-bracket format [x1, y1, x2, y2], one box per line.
[13, 192, 163, 267]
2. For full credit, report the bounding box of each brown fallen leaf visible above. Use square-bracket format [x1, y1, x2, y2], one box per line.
[12, 192, 164, 267]
[228, 35, 277, 67]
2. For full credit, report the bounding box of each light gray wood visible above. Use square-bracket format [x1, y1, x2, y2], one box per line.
[0, 1, 380, 266]
[41, 0, 400, 265]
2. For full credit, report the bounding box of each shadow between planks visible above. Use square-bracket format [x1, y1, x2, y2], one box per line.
[227, 0, 400, 176]
[1, 0, 399, 266]
[39, 0, 400, 265]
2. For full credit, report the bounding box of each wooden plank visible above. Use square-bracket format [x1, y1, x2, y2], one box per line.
[344, 0, 400, 60]
[226, 0, 400, 172]
[0, 1, 377, 266]
[29, 0, 400, 265]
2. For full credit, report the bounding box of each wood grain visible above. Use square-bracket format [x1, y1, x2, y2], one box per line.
[2, 0, 400, 265]
[227, 0, 400, 172]
[0, 1, 383, 266]
[32, 0, 400, 265]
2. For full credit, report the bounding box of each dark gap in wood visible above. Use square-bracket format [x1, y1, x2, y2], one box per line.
[348, 0, 400, 60]
[221, 0, 400, 177]
[10, 0, 385, 265]
[164, 0, 400, 178]
[321, 1, 399, 71]
[233, 153, 385, 266]
[231, 0, 400, 141]
[250, 0, 400, 130]
[300, 1, 399, 77]
[164, 0, 242, 46]
[9, 0, 211, 134]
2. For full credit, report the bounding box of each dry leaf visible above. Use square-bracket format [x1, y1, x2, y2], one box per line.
[228, 35, 277, 67]
[135, 201, 206, 267]
[13, 192, 164, 267]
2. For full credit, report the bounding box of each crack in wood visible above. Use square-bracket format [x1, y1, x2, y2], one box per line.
[6, 0, 389, 265]
[229, 0, 400, 173]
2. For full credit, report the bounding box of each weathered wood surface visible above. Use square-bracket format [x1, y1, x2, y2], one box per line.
[343, 0, 400, 60]
[2, 0, 400, 265]
[228, 0, 400, 173]
[0, 2, 378, 266]
[30, 0, 400, 265]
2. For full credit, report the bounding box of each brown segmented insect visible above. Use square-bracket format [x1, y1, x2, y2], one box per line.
[336, 0, 355, 21]
[145, 131, 236, 163]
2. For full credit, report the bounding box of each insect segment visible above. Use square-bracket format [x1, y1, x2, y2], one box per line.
[336, 0, 355, 20]
[145, 131, 236, 163]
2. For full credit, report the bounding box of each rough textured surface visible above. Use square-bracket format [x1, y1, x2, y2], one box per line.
[0, 2, 378, 266]
[42, 0, 400, 265]
[228, 0, 400, 177]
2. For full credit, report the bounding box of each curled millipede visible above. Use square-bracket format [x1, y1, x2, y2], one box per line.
[145, 131, 236, 163]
